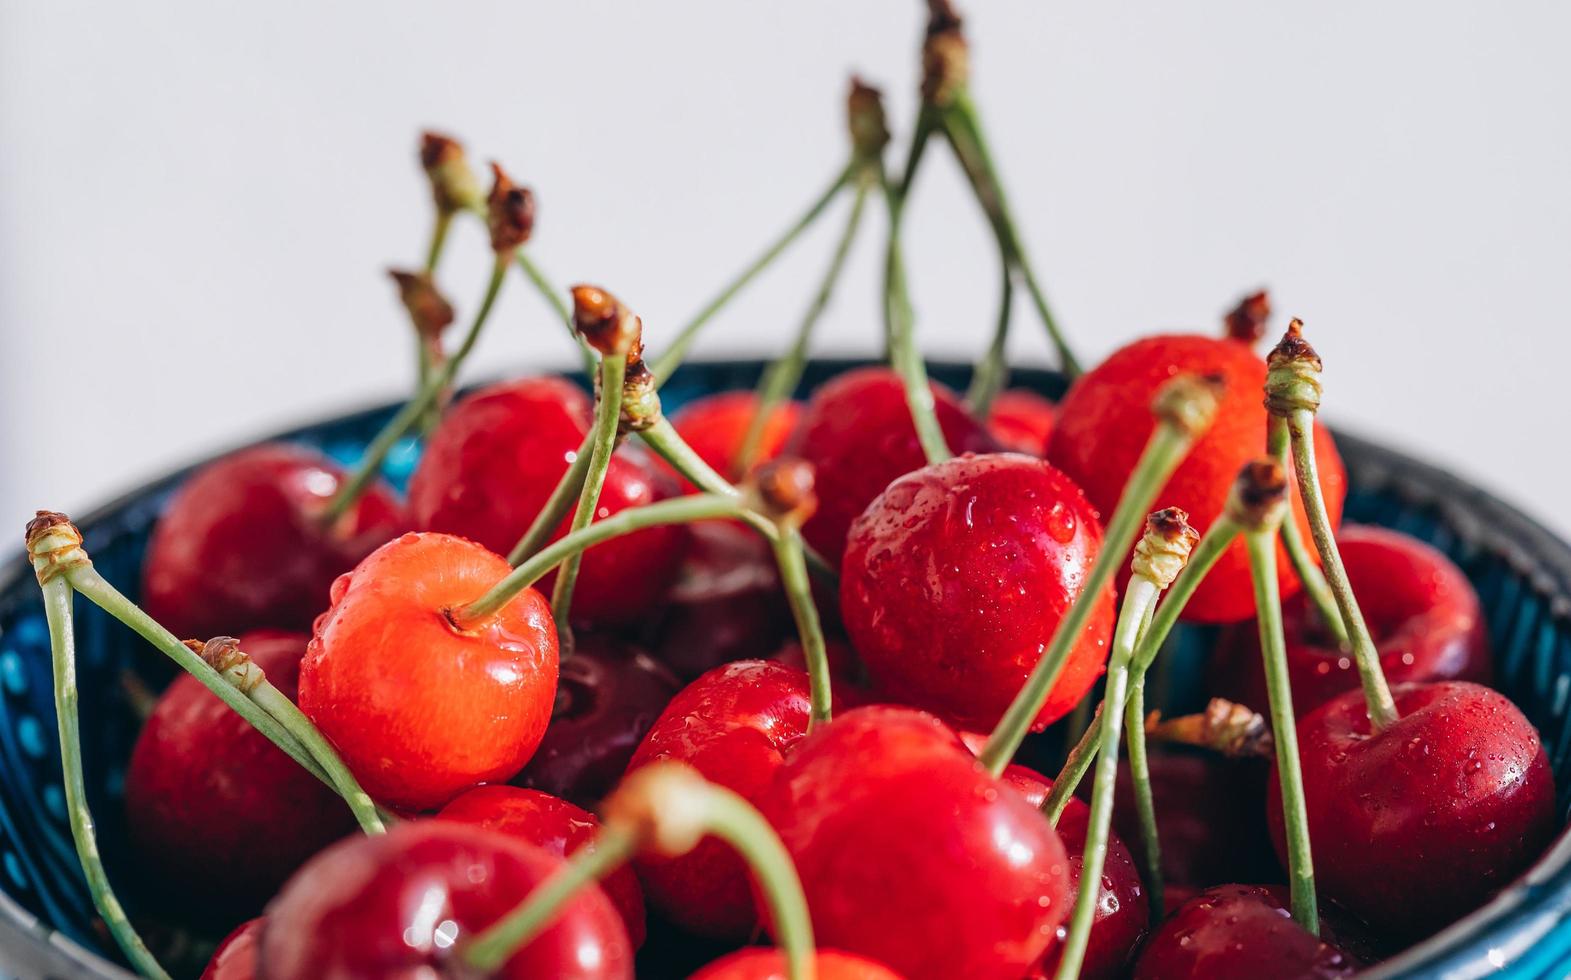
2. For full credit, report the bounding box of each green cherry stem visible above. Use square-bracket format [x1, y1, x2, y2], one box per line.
[879, 162, 950, 466]
[506, 432, 595, 566]
[1123, 675, 1163, 924]
[964, 264, 1014, 415]
[515, 250, 597, 380]
[753, 458, 834, 728]
[1267, 416, 1348, 649]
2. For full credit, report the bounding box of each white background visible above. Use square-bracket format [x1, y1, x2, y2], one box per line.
[3, 2, 1569, 538]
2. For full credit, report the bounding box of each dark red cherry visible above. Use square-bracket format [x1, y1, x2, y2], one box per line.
[511, 635, 679, 809]
[659, 391, 802, 489]
[142, 443, 405, 638]
[437, 784, 646, 948]
[624, 660, 813, 940]
[690, 948, 901, 980]
[786, 367, 1000, 566]
[259, 821, 631, 979]
[1132, 884, 1364, 980]
[759, 705, 1072, 980]
[1047, 335, 1346, 623]
[200, 918, 262, 980]
[841, 452, 1114, 732]
[987, 389, 1056, 455]
[407, 376, 687, 627]
[1268, 681, 1556, 938]
[126, 630, 353, 923]
[299, 532, 557, 810]
[1211, 524, 1490, 716]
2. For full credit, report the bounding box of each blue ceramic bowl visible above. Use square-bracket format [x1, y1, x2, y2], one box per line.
[1, 359, 1569, 979]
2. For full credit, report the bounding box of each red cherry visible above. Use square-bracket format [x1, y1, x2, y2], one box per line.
[142, 443, 405, 638]
[659, 391, 803, 490]
[1131, 884, 1364, 980]
[299, 532, 557, 810]
[407, 377, 688, 626]
[1211, 524, 1490, 716]
[841, 452, 1114, 732]
[689, 948, 902, 980]
[769, 637, 860, 690]
[759, 705, 1072, 980]
[1002, 767, 1147, 980]
[437, 784, 646, 948]
[1267, 681, 1556, 937]
[625, 660, 813, 939]
[200, 918, 262, 980]
[986, 389, 1057, 455]
[259, 821, 632, 979]
[1047, 335, 1347, 623]
[511, 635, 679, 809]
[786, 367, 999, 566]
[126, 630, 353, 923]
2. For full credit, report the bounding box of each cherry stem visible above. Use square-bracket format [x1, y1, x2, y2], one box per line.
[772, 524, 832, 728]
[246, 673, 386, 834]
[1054, 576, 1161, 980]
[451, 494, 748, 628]
[1123, 673, 1164, 926]
[513, 250, 597, 380]
[879, 161, 951, 466]
[323, 254, 510, 526]
[1246, 526, 1320, 934]
[37, 576, 171, 980]
[507, 430, 595, 566]
[649, 162, 855, 387]
[1267, 417, 1348, 649]
[964, 264, 1014, 415]
[412, 211, 456, 434]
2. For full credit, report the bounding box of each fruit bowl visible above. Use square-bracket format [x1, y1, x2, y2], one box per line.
[1, 357, 1569, 979]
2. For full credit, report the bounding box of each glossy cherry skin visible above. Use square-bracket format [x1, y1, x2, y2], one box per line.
[841, 452, 1115, 732]
[201, 918, 262, 980]
[625, 660, 814, 939]
[1268, 680, 1556, 938]
[258, 821, 631, 979]
[759, 705, 1072, 980]
[438, 784, 646, 948]
[659, 391, 802, 490]
[987, 389, 1057, 456]
[1211, 524, 1490, 716]
[126, 630, 353, 923]
[407, 376, 687, 627]
[1002, 767, 1147, 980]
[1047, 334, 1347, 623]
[299, 532, 557, 810]
[690, 949, 902, 980]
[786, 367, 1000, 566]
[511, 635, 679, 809]
[143, 443, 405, 638]
[1132, 884, 1363, 980]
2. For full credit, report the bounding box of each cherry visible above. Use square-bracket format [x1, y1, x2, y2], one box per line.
[125, 630, 353, 924]
[142, 443, 405, 638]
[259, 821, 632, 979]
[1211, 524, 1490, 717]
[1132, 884, 1365, 980]
[689, 948, 901, 980]
[511, 635, 679, 809]
[758, 705, 1072, 980]
[770, 637, 860, 690]
[200, 918, 262, 980]
[437, 784, 646, 948]
[658, 391, 802, 489]
[841, 451, 1114, 732]
[986, 389, 1056, 455]
[1046, 335, 1347, 623]
[1267, 681, 1556, 938]
[624, 659, 813, 940]
[299, 531, 557, 810]
[407, 376, 688, 627]
[786, 366, 999, 566]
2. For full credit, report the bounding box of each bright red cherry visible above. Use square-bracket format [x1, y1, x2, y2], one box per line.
[437, 784, 646, 948]
[510, 635, 678, 809]
[986, 389, 1056, 455]
[407, 376, 687, 627]
[1211, 524, 1490, 716]
[1268, 681, 1556, 938]
[624, 660, 813, 939]
[759, 705, 1072, 980]
[659, 391, 803, 489]
[259, 821, 632, 979]
[200, 918, 262, 980]
[786, 367, 1000, 566]
[126, 630, 353, 924]
[650, 520, 790, 682]
[1132, 884, 1364, 980]
[841, 452, 1114, 732]
[142, 443, 405, 638]
[689, 949, 902, 980]
[299, 532, 557, 810]
[1047, 334, 1347, 623]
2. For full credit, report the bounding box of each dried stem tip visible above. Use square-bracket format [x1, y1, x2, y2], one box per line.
[388, 269, 455, 340]
[750, 458, 819, 526]
[1131, 507, 1199, 589]
[1146, 698, 1275, 759]
[1264, 318, 1324, 417]
[193, 636, 266, 693]
[1151, 372, 1225, 438]
[600, 761, 712, 857]
[921, 0, 969, 107]
[420, 132, 483, 214]
[26, 511, 89, 584]
[1225, 457, 1289, 532]
[571, 285, 643, 360]
[1224, 289, 1272, 344]
[847, 77, 890, 164]
[486, 163, 536, 254]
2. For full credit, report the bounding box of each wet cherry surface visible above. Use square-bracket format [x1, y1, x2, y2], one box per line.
[688, 948, 902, 980]
[659, 391, 802, 489]
[1131, 884, 1365, 980]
